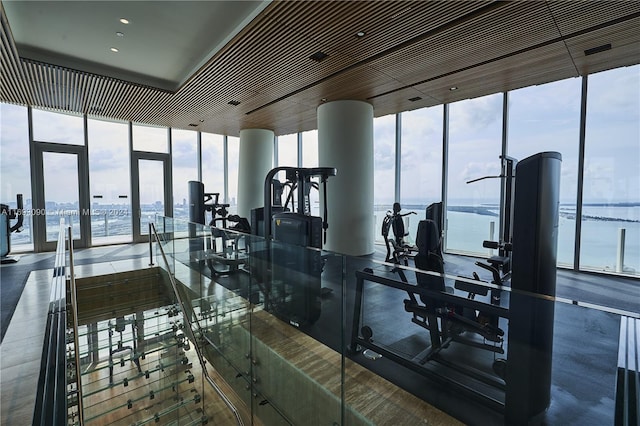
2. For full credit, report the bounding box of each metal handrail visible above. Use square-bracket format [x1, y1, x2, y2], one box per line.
[150, 223, 244, 426]
[67, 226, 84, 425]
[32, 221, 84, 425]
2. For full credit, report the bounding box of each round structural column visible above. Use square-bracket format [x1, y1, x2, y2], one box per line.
[318, 100, 374, 256]
[237, 128, 274, 219]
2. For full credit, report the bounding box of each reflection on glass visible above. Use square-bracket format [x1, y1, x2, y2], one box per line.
[446, 93, 502, 255]
[508, 78, 581, 266]
[0, 103, 33, 250]
[171, 129, 198, 223]
[400, 106, 444, 242]
[88, 118, 132, 244]
[32, 108, 84, 145]
[132, 123, 168, 153]
[582, 65, 640, 275]
[43, 152, 79, 241]
[146, 215, 634, 425]
[139, 159, 165, 235]
[374, 115, 396, 243]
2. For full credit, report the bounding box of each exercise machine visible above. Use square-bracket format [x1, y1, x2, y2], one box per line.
[351, 152, 561, 424]
[1, 194, 24, 263]
[467, 155, 516, 282]
[251, 166, 336, 327]
[381, 202, 418, 264]
[188, 181, 250, 275]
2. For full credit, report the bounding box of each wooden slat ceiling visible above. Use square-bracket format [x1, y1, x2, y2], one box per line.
[1, 1, 639, 137]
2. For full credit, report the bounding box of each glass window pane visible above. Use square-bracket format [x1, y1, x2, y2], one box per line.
[374, 115, 396, 243]
[277, 133, 298, 167]
[508, 78, 581, 267]
[43, 152, 80, 241]
[88, 118, 132, 244]
[32, 108, 84, 145]
[582, 65, 640, 276]
[446, 93, 502, 255]
[132, 123, 168, 153]
[302, 130, 319, 215]
[171, 129, 198, 222]
[227, 136, 239, 213]
[0, 103, 32, 250]
[400, 106, 443, 242]
[201, 132, 225, 201]
[301, 130, 318, 168]
[139, 159, 165, 235]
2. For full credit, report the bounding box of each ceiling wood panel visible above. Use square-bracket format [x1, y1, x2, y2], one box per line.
[1, 1, 639, 137]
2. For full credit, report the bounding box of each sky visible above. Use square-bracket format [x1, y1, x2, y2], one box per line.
[1, 65, 638, 209]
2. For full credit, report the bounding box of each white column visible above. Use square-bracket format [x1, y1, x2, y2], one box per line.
[237, 128, 274, 219]
[318, 100, 374, 256]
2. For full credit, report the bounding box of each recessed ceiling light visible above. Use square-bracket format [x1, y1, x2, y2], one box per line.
[199, 119, 205, 123]
[116, 31, 124, 37]
[228, 100, 241, 106]
[449, 86, 458, 91]
[321, 98, 328, 102]
[110, 47, 119, 53]
[119, 18, 129, 24]
[408, 96, 422, 102]
[355, 31, 366, 38]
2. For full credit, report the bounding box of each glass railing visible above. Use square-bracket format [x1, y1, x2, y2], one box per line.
[150, 215, 640, 425]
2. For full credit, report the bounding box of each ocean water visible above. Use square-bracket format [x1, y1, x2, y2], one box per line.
[9, 204, 639, 276]
[375, 205, 639, 276]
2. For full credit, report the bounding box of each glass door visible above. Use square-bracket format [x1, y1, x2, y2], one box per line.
[132, 152, 172, 242]
[33, 144, 90, 251]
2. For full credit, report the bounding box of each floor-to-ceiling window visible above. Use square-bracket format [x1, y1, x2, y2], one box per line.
[302, 130, 320, 215]
[31, 108, 88, 249]
[277, 133, 298, 167]
[87, 118, 132, 244]
[131, 124, 171, 240]
[227, 136, 240, 212]
[446, 93, 503, 255]
[373, 115, 396, 242]
[0, 103, 32, 251]
[400, 106, 443, 242]
[582, 65, 639, 276]
[171, 128, 198, 224]
[508, 78, 581, 267]
[201, 132, 225, 201]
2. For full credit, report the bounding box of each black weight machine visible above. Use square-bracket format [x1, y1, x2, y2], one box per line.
[467, 155, 517, 289]
[250, 166, 336, 328]
[1, 194, 24, 264]
[351, 152, 562, 425]
[188, 181, 251, 276]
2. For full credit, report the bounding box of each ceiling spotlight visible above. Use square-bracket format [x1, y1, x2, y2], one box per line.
[110, 47, 119, 53]
[321, 98, 328, 102]
[355, 31, 366, 38]
[116, 31, 124, 37]
[408, 96, 422, 102]
[119, 18, 130, 24]
[449, 86, 458, 91]
[199, 119, 205, 123]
